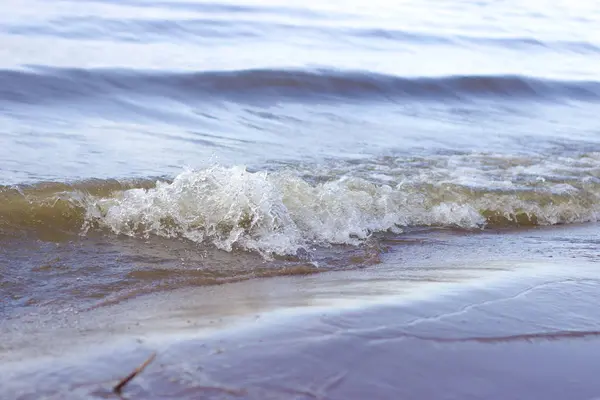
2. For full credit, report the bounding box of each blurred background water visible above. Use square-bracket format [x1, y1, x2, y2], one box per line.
[1, 0, 600, 182]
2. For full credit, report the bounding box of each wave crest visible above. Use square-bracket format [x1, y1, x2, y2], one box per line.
[85, 166, 600, 255]
[2, 67, 600, 106]
[2, 163, 599, 255]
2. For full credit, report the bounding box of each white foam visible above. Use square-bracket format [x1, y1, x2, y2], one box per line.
[83, 160, 600, 256]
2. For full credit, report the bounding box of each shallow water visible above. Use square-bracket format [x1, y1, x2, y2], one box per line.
[2, 224, 600, 399]
[2, 0, 600, 338]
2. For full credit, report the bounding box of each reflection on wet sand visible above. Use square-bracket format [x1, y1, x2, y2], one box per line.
[2, 223, 600, 399]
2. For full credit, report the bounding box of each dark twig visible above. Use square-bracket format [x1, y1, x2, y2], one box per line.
[113, 352, 157, 395]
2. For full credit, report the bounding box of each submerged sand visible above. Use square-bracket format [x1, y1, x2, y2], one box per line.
[2, 223, 600, 399]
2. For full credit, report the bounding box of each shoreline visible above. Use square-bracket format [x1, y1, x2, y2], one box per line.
[2, 223, 600, 399]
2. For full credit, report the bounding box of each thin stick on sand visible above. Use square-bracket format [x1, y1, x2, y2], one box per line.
[113, 352, 157, 395]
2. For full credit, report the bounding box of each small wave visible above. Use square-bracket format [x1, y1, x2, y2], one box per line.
[361, 28, 600, 54]
[4, 17, 271, 42]
[2, 162, 600, 256]
[70, 0, 330, 19]
[7, 16, 600, 55]
[2, 67, 600, 107]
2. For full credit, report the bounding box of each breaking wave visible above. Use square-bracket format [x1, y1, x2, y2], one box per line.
[2, 154, 600, 256]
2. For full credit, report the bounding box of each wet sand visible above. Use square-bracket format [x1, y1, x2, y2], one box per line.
[2, 223, 600, 399]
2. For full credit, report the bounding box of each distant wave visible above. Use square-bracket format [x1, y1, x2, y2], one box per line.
[2, 67, 600, 106]
[6, 16, 600, 55]
[65, 0, 330, 18]
[57, 0, 342, 20]
[2, 163, 599, 256]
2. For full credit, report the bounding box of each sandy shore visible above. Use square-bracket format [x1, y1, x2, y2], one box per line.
[2, 224, 600, 399]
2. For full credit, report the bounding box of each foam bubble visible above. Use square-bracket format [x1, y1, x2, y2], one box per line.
[82, 162, 600, 256]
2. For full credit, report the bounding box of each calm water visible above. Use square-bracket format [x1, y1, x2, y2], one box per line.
[2, 0, 600, 310]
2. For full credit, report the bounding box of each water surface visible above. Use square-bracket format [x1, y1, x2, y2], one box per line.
[2, 0, 600, 319]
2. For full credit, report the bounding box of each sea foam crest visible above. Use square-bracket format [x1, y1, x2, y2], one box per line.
[85, 166, 478, 255]
[85, 165, 600, 256]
